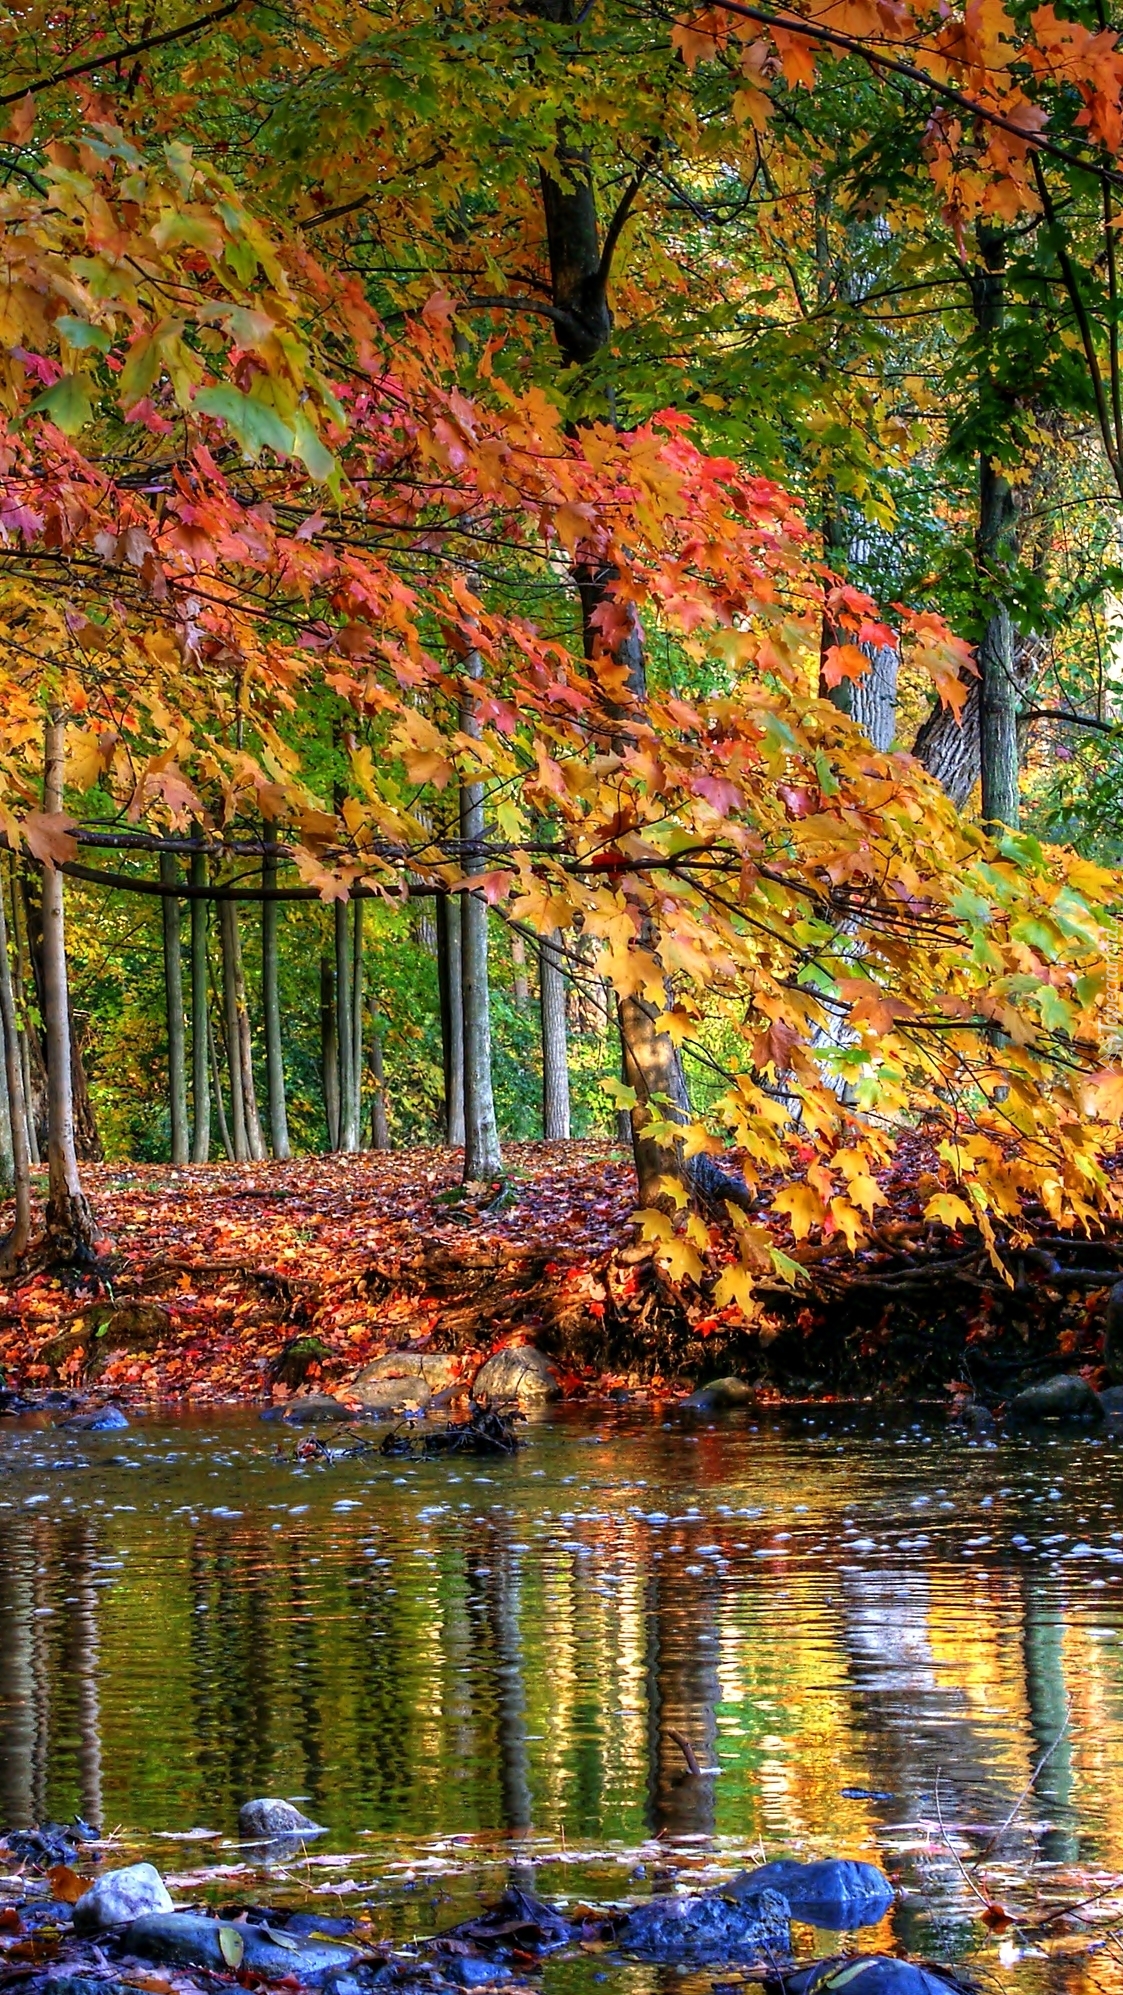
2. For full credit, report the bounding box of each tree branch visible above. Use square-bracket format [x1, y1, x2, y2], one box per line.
[1024, 706, 1120, 734]
[0, 0, 243, 108]
[599, 141, 661, 284]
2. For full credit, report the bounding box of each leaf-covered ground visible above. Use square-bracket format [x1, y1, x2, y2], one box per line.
[0, 1140, 1119, 1406]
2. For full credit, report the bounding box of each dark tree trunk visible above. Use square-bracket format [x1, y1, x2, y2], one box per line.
[459, 656, 502, 1182]
[437, 895, 465, 1146]
[913, 679, 982, 806]
[160, 851, 189, 1166]
[0, 871, 32, 1268]
[40, 717, 97, 1262]
[320, 949, 340, 1152]
[261, 820, 290, 1160]
[0, 1020, 12, 1192]
[334, 900, 358, 1151]
[190, 843, 210, 1163]
[973, 224, 1021, 831]
[208, 1010, 235, 1162]
[219, 897, 249, 1162]
[351, 896, 364, 1147]
[539, 930, 571, 1140]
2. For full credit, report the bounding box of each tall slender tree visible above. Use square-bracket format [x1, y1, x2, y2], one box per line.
[190, 841, 211, 1163]
[160, 850, 189, 1165]
[261, 819, 290, 1160]
[40, 716, 97, 1260]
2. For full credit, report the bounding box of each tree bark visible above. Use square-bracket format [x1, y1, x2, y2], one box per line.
[160, 851, 189, 1166]
[189, 841, 210, 1163]
[913, 678, 982, 806]
[437, 895, 465, 1146]
[351, 895, 364, 1148]
[0, 869, 32, 1268]
[40, 716, 97, 1262]
[208, 1010, 235, 1162]
[539, 929, 571, 1140]
[9, 871, 41, 1165]
[219, 897, 249, 1162]
[261, 819, 290, 1160]
[973, 224, 1021, 831]
[320, 949, 340, 1151]
[334, 900, 358, 1151]
[370, 1007, 389, 1150]
[0, 1015, 12, 1192]
[459, 655, 503, 1182]
[510, 931, 529, 1010]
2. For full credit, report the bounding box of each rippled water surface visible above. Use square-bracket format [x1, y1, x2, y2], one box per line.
[4, 1404, 1123, 1991]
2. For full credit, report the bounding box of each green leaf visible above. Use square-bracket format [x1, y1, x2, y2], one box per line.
[194, 384, 293, 461]
[119, 335, 162, 410]
[218, 1926, 245, 1968]
[26, 374, 95, 434]
[292, 409, 336, 483]
[600, 1077, 638, 1108]
[56, 315, 112, 353]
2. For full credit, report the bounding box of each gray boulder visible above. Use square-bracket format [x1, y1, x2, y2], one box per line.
[61, 1405, 130, 1432]
[1007, 1374, 1103, 1425]
[238, 1796, 326, 1839]
[682, 1376, 756, 1411]
[279, 1396, 353, 1425]
[72, 1863, 173, 1933]
[615, 1885, 789, 1962]
[730, 1858, 893, 1929]
[472, 1346, 560, 1404]
[124, 1912, 356, 1981]
[776, 1958, 969, 1995]
[350, 1352, 463, 1413]
[1100, 1384, 1123, 1418]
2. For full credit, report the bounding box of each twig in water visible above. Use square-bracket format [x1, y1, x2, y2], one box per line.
[972, 1699, 1073, 1867]
[668, 1728, 703, 1775]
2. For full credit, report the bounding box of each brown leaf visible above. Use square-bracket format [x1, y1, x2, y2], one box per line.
[46, 1865, 90, 1905]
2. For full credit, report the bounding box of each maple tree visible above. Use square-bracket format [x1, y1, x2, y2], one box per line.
[0, 0, 1122, 1338]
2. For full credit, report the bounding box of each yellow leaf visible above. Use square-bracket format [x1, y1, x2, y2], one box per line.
[924, 1192, 975, 1229]
[771, 1182, 825, 1240]
[714, 1263, 757, 1316]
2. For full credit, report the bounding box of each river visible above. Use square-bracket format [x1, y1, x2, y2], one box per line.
[1, 1403, 1122, 1994]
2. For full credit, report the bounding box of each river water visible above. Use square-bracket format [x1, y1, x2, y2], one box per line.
[2, 1404, 1123, 1994]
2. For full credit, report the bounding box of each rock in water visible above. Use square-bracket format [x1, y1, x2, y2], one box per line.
[471, 1346, 560, 1404]
[238, 1797, 326, 1839]
[614, 1886, 789, 1962]
[730, 1859, 894, 1929]
[124, 1912, 356, 1980]
[277, 1396, 353, 1425]
[72, 1863, 173, 1933]
[1007, 1374, 1104, 1425]
[682, 1376, 756, 1411]
[61, 1404, 129, 1432]
[771, 1958, 971, 1995]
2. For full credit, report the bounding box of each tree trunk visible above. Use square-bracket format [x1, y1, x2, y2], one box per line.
[231, 905, 265, 1161]
[973, 223, 1021, 831]
[219, 897, 249, 1162]
[9, 871, 41, 1165]
[370, 1008, 389, 1150]
[40, 716, 97, 1262]
[208, 1011, 235, 1162]
[913, 678, 982, 806]
[21, 869, 99, 1163]
[0, 871, 32, 1268]
[539, 929, 571, 1140]
[510, 931, 529, 1010]
[320, 949, 340, 1152]
[437, 895, 465, 1146]
[190, 843, 210, 1163]
[160, 851, 189, 1166]
[459, 656, 502, 1182]
[0, 1018, 12, 1193]
[261, 820, 290, 1160]
[351, 895, 364, 1148]
[334, 900, 357, 1151]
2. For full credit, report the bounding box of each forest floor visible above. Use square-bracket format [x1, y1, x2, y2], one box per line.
[0, 1140, 1120, 1408]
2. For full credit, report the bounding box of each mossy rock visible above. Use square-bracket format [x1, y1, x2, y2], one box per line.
[39, 1302, 170, 1380]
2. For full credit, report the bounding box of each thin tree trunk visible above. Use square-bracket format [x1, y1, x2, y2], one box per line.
[351, 896, 364, 1148]
[320, 950, 340, 1152]
[219, 897, 249, 1162]
[459, 655, 502, 1182]
[370, 1008, 389, 1150]
[40, 716, 97, 1261]
[208, 1012, 235, 1162]
[261, 820, 290, 1160]
[334, 901, 357, 1151]
[510, 931, 529, 1010]
[10, 871, 41, 1165]
[0, 1019, 12, 1192]
[539, 929, 571, 1140]
[230, 904, 264, 1161]
[190, 843, 210, 1163]
[0, 870, 32, 1268]
[160, 851, 189, 1166]
[973, 223, 1021, 831]
[437, 896, 465, 1146]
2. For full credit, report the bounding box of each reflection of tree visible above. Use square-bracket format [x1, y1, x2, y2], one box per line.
[483, 1517, 532, 1881]
[60, 1519, 104, 1829]
[644, 1560, 718, 1842]
[1021, 1578, 1077, 1863]
[287, 1530, 325, 1811]
[0, 1517, 35, 1826]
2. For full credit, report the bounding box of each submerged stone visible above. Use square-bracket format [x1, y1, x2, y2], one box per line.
[774, 1956, 971, 1995]
[729, 1859, 894, 1929]
[72, 1862, 173, 1933]
[238, 1797, 327, 1839]
[61, 1405, 130, 1433]
[124, 1911, 357, 1979]
[471, 1347, 560, 1404]
[1007, 1374, 1103, 1425]
[682, 1376, 756, 1411]
[614, 1884, 789, 1962]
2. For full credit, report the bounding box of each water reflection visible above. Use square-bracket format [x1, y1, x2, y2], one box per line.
[1, 1410, 1123, 1946]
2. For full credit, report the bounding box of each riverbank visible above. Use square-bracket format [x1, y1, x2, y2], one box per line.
[0, 1145, 1119, 1411]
